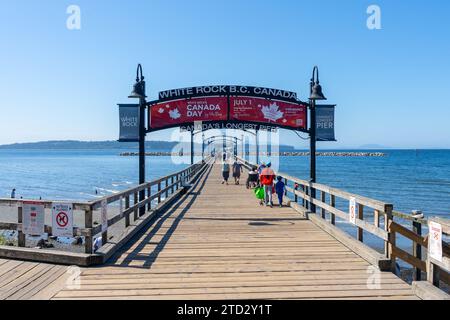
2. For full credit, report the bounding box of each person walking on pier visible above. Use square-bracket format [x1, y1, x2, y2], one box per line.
[260, 162, 275, 207]
[222, 161, 230, 185]
[275, 176, 285, 208]
[232, 161, 243, 185]
[10, 188, 16, 199]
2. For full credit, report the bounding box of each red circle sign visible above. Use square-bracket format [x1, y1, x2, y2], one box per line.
[56, 212, 69, 227]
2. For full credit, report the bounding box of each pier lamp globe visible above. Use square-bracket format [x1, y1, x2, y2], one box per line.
[310, 66, 327, 101]
[129, 65, 146, 99]
[310, 82, 326, 101]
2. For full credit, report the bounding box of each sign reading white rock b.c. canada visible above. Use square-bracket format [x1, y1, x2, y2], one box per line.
[101, 199, 108, 232]
[22, 201, 45, 236]
[51, 202, 73, 237]
[428, 221, 443, 262]
[349, 197, 357, 224]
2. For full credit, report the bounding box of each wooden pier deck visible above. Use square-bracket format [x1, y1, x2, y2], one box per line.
[0, 163, 418, 300]
[56, 163, 417, 300]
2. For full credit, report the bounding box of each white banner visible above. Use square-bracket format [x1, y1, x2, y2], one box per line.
[23, 201, 45, 236]
[101, 199, 108, 232]
[428, 221, 443, 262]
[51, 202, 73, 237]
[349, 197, 357, 225]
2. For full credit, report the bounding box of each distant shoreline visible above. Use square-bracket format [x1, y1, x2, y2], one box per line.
[119, 151, 388, 157]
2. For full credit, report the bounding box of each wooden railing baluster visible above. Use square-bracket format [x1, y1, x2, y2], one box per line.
[358, 204, 364, 242]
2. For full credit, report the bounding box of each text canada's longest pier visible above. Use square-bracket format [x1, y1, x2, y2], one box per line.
[147, 85, 308, 132]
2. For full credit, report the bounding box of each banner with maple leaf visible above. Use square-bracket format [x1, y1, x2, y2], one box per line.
[230, 97, 307, 130]
[150, 97, 228, 129]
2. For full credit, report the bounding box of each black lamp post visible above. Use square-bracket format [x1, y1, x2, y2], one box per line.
[202, 132, 205, 162]
[128, 64, 147, 216]
[309, 66, 327, 214]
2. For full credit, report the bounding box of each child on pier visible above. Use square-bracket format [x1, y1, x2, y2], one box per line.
[275, 176, 285, 208]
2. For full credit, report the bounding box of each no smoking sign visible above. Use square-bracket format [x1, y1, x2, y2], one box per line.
[56, 212, 69, 227]
[52, 203, 74, 237]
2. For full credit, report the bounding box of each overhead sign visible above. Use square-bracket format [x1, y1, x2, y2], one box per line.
[428, 221, 443, 262]
[22, 201, 45, 236]
[179, 122, 279, 133]
[51, 202, 74, 237]
[101, 199, 108, 232]
[118, 104, 140, 142]
[349, 197, 357, 225]
[158, 85, 298, 102]
[230, 97, 307, 130]
[316, 105, 336, 141]
[150, 97, 228, 129]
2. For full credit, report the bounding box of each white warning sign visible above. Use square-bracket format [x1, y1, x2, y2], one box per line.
[23, 201, 45, 236]
[349, 197, 357, 225]
[51, 202, 73, 237]
[428, 221, 443, 262]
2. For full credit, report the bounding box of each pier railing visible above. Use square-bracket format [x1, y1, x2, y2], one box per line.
[237, 157, 450, 296]
[0, 159, 210, 265]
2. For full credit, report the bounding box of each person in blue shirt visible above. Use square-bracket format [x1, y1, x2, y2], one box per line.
[275, 176, 285, 208]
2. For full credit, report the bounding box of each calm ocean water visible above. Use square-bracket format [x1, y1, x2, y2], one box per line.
[0, 149, 449, 220]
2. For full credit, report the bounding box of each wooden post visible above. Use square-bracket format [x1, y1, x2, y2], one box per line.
[84, 208, 93, 254]
[101, 225, 108, 247]
[165, 179, 169, 199]
[17, 205, 26, 247]
[427, 262, 440, 288]
[357, 204, 364, 242]
[374, 210, 380, 228]
[125, 195, 130, 227]
[133, 192, 138, 221]
[385, 205, 396, 272]
[321, 191, 326, 219]
[147, 187, 151, 211]
[330, 195, 336, 225]
[171, 176, 175, 194]
[305, 186, 309, 210]
[412, 216, 422, 281]
[158, 182, 162, 203]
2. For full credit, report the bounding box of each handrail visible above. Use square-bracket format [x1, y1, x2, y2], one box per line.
[236, 156, 450, 292]
[0, 158, 211, 255]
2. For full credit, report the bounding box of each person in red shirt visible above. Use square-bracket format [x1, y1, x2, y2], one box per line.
[259, 162, 275, 207]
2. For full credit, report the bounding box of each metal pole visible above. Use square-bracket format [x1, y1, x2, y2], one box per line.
[202, 132, 205, 161]
[190, 130, 194, 165]
[138, 96, 146, 216]
[223, 134, 226, 160]
[309, 99, 316, 213]
[241, 134, 244, 160]
[256, 129, 259, 164]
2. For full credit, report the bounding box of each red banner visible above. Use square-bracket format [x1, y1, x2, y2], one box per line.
[230, 97, 307, 129]
[150, 97, 228, 129]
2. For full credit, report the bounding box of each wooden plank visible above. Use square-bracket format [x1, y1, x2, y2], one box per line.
[391, 246, 426, 272]
[390, 221, 427, 247]
[0, 263, 53, 300]
[412, 281, 450, 300]
[308, 214, 391, 271]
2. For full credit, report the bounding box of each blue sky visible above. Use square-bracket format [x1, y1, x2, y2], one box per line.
[0, 0, 449, 148]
